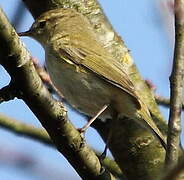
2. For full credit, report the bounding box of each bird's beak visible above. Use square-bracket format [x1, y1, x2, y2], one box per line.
[18, 30, 32, 37]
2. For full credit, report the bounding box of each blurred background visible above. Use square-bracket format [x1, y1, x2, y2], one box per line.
[0, 0, 177, 179]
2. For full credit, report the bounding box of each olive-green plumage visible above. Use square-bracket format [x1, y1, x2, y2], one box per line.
[19, 8, 166, 149]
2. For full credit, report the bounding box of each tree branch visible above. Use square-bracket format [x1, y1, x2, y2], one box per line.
[0, 8, 116, 180]
[164, 156, 184, 180]
[165, 0, 184, 169]
[155, 95, 172, 108]
[0, 113, 51, 145]
[155, 95, 184, 109]
[0, 83, 18, 103]
[0, 113, 122, 178]
[19, 0, 168, 179]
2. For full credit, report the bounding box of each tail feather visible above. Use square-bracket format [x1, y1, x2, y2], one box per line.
[138, 100, 167, 150]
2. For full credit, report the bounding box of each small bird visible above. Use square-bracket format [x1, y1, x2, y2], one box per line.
[19, 8, 166, 150]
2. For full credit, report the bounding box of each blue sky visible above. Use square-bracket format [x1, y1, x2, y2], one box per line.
[0, 0, 176, 179]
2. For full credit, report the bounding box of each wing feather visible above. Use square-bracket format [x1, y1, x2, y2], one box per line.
[51, 41, 141, 108]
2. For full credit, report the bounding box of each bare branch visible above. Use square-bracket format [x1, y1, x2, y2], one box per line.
[165, 0, 184, 169]
[0, 84, 17, 103]
[163, 156, 184, 180]
[19, 0, 167, 179]
[0, 113, 123, 178]
[0, 8, 116, 180]
[155, 95, 184, 109]
[0, 113, 51, 145]
[32, 57, 65, 99]
[155, 95, 171, 108]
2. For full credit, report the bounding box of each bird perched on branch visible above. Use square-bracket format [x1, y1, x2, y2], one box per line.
[18, 8, 166, 150]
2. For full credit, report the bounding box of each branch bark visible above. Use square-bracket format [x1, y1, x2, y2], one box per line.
[0, 113, 122, 178]
[17, 0, 168, 179]
[1, 0, 169, 179]
[165, 0, 184, 169]
[0, 113, 51, 145]
[164, 156, 184, 180]
[155, 95, 184, 109]
[0, 8, 116, 180]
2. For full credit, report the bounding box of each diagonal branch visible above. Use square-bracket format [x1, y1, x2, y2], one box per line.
[0, 8, 115, 180]
[0, 113, 122, 178]
[0, 113, 51, 145]
[18, 0, 167, 179]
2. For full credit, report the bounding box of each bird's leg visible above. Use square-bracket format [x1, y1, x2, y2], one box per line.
[100, 111, 118, 160]
[78, 104, 109, 133]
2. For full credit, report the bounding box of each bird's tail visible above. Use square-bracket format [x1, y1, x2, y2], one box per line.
[138, 100, 167, 150]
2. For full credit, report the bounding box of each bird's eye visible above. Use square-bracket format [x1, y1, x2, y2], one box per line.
[39, 21, 46, 29]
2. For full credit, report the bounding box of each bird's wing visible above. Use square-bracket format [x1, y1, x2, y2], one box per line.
[52, 43, 141, 108]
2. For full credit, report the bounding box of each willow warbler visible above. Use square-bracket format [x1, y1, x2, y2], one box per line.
[19, 8, 166, 150]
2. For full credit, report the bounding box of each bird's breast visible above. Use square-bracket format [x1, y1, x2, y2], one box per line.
[45, 53, 113, 118]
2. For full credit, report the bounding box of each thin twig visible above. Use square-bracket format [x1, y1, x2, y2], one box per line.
[0, 113, 51, 145]
[155, 95, 184, 109]
[0, 113, 123, 178]
[165, 0, 184, 168]
[155, 95, 171, 108]
[32, 57, 65, 99]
